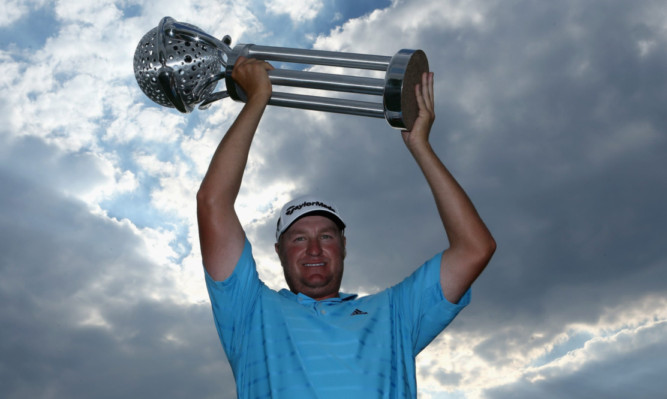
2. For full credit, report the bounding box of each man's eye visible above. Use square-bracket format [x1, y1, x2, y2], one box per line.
[294, 236, 306, 242]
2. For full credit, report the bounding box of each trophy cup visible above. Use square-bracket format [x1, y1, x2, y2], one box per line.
[133, 17, 429, 130]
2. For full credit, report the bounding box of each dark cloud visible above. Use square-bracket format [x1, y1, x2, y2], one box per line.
[248, 0, 667, 318]
[0, 135, 235, 399]
[233, 3, 667, 393]
[437, 0, 667, 331]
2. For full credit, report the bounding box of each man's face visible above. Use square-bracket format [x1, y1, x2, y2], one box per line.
[275, 215, 346, 301]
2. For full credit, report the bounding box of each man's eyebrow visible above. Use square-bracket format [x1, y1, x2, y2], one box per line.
[287, 225, 338, 236]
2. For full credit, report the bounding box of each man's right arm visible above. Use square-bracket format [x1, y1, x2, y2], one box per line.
[197, 57, 273, 281]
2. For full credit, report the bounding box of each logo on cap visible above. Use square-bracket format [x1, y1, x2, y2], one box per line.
[285, 201, 336, 216]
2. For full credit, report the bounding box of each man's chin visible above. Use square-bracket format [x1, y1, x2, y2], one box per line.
[301, 282, 337, 299]
[301, 271, 330, 285]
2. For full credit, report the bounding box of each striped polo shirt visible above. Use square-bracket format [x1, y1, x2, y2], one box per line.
[205, 237, 470, 399]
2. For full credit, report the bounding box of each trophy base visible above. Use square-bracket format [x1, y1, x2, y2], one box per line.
[383, 49, 429, 131]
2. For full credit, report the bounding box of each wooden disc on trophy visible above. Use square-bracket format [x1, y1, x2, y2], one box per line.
[400, 50, 429, 131]
[383, 49, 430, 130]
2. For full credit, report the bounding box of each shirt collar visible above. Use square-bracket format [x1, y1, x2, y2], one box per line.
[279, 289, 357, 303]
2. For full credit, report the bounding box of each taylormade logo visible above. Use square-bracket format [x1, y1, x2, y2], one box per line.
[285, 201, 336, 215]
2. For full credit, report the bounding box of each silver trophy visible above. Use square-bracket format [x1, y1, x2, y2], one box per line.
[133, 17, 429, 130]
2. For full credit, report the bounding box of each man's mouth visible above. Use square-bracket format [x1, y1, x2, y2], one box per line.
[304, 262, 325, 267]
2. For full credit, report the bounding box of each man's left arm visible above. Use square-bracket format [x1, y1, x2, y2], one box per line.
[402, 72, 496, 304]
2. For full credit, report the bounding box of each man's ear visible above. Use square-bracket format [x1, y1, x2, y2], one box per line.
[342, 234, 347, 259]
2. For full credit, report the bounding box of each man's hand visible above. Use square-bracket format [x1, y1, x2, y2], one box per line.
[401, 72, 436, 153]
[231, 56, 274, 104]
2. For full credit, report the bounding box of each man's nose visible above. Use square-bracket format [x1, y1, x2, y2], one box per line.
[307, 238, 322, 255]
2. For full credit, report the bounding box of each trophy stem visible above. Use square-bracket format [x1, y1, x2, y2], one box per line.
[268, 69, 385, 96]
[247, 45, 392, 71]
[269, 92, 384, 118]
[228, 45, 429, 128]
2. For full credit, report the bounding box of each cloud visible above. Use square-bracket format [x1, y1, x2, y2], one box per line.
[0, 0, 48, 27]
[265, 0, 323, 23]
[244, 0, 667, 395]
[484, 314, 667, 398]
[0, 131, 235, 398]
[1, 0, 667, 398]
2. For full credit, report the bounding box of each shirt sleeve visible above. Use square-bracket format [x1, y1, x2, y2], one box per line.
[389, 251, 471, 356]
[204, 237, 263, 361]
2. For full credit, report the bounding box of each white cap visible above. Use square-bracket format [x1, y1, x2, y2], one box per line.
[276, 196, 345, 241]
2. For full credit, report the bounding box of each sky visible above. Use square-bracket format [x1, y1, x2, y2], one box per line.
[1, 0, 666, 398]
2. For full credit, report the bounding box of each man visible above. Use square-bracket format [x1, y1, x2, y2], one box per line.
[197, 57, 496, 398]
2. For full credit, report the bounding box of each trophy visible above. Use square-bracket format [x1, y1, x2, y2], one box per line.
[133, 17, 429, 130]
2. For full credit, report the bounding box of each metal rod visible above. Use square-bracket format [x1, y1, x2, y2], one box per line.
[268, 69, 385, 95]
[268, 92, 385, 118]
[247, 45, 392, 71]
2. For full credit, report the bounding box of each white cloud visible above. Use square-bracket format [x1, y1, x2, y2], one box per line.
[54, 0, 122, 24]
[142, 156, 198, 221]
[105, 106, 185, 144]
[265, 0, 323, 22]
[0, 0, 28, 26]
[72, 153, 139, 205]
[138, 0, 265, 45]
[313, 0, 485, 53]
[0, 0, 47, 26]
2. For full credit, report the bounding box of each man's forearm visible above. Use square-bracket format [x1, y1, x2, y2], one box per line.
[197, 57, 274, 281]
[413, 143, 493, 254]
[196, 97, 269, 281]
[198, 57, 273, 210]
[198, 97, 268, 208]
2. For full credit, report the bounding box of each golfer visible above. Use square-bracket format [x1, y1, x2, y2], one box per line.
[197, 57, 496, 398]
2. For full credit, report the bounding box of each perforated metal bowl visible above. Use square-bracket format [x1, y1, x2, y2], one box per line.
[133, 19, 226, 112]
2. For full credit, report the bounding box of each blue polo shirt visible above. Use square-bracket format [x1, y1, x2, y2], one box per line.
[205, 237, 470, 399]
